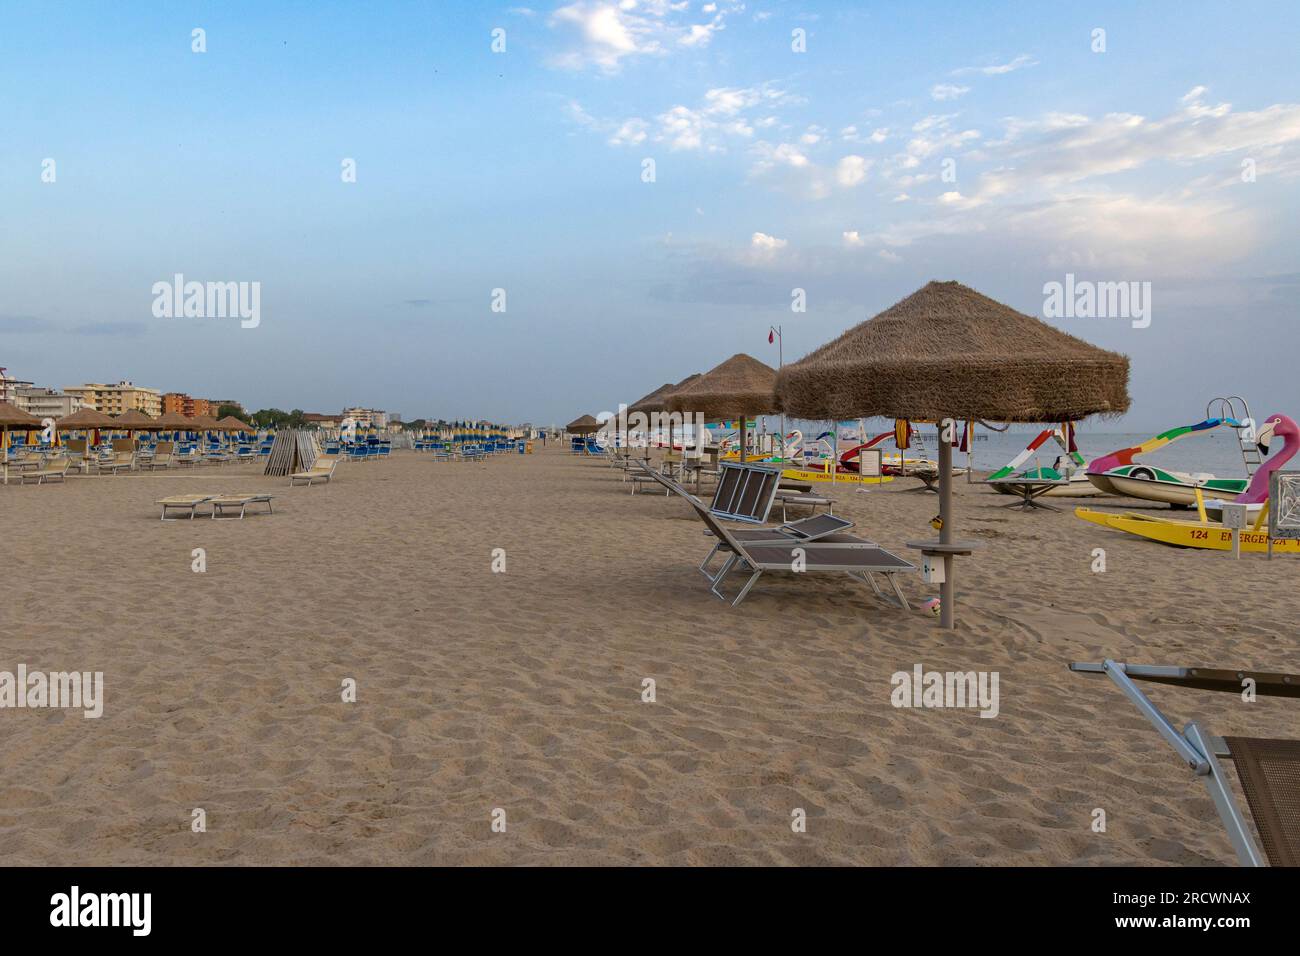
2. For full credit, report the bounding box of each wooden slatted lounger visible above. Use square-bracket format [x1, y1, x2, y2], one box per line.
[157, 495, 217, 520]
[210, 494, 275, 519]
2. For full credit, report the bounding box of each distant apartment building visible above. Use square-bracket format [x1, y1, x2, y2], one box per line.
[14, 387, 83, 420]
[1, 370, 36, 404]
[162, 392, 213, 417]
[341, 407, 388, 428]
[65, 381, 163, 417]
[302, 412, 339, 428]
[208, 398, 243, 413]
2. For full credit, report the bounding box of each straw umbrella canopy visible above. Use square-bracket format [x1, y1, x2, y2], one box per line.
[668, 354, 777, 459]
[774, 280, 1130, 628]
[626, 374, 700, 450]
[152, 410, 194, 435]
[0, 402, 43, 480]
[55, 407, 118, 430]
[217, 415, 255, 433]
[113, 409, 162, 432]
[566, 414, 601, 435]
[54, 407, 118, 448]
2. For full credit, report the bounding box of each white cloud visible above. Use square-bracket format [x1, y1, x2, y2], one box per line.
[547, 0, 739, 72]
[877, 249, 903, 263]
[953, 54, 1038, 76]
[842, 230, 864, 247]
[751, 231, 788, 251]
[835, 155, 871, 187]
[608, 118, 649, 146]
[931, 83, 970, 101]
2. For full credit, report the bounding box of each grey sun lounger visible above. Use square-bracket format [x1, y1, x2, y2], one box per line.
[1071, 660, 1300, 866]
[646, 469, 914, 609]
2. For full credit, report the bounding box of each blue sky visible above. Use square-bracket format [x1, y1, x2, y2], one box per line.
[1, 0, 1297, 427]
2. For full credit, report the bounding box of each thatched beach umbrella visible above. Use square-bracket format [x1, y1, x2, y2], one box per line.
[775, 280, 1130, 628]
[669, 354, 777, 459]
[0, 402, 43, 483]
[566, 415, 601, 435]
[55, 406, 118, 449]
[217, 415, 255, 433]
[152, 410, 193, 436]
[627, 373, 701, 449]
[113, 409, 162, 432]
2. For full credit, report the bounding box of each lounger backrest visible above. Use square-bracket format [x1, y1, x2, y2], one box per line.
[710, 461, 782, 524]
[646, 469, 751, 556]
[1223, 736, 1300, 866]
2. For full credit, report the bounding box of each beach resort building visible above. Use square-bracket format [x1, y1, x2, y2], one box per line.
[65, 381, 163, 417]
[303, 413, 340, 428]
[14, 387, 83, 419]
[162, 392, 213, 417]
[1, 370, 35, 403]
[342, 407, 389, 428]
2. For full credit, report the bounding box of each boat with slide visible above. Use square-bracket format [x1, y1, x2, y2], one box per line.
[1085, 397, 1262, 507]
[1075, 412, 1298, 552]
[988, 424, 1103, 497]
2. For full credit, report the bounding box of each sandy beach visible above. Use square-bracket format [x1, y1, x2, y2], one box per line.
[2, 446, 1294, 866]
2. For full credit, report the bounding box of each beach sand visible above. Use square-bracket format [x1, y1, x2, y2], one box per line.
[2, 447, 1295, 865]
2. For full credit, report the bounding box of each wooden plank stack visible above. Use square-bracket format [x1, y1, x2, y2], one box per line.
[263, 430, 321, 476]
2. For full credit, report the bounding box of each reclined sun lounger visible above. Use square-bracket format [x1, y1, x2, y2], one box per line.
[210, 493, 275, 519]
[99, 451, 135, 475]
[1071, 659, 1300, 866]
[19, 457, 70, 485]
[290, 455, 338, 486]
[157, 495, 217, 520]
[644, 468, 914, 609]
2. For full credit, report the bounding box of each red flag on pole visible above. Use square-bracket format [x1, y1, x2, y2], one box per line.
[768, 329, 774, 344]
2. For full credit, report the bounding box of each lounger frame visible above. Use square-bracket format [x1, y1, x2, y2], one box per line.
[1070, 659, 1284, 866]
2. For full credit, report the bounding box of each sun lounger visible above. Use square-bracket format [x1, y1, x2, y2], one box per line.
[210, 493, 275, 519]
[157, 495, 217, 520]
[141, 452, 173, 471]
[774, 490, 835, 521]
[290, 455, 338, 486]
[1070, 659, 1300, 866]
[645, 469, 914, 609]
[19, 457, 70, 485]
[98, 451, 135, 475]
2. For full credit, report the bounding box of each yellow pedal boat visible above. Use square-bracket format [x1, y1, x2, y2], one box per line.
[1074, 507, 1300, 554]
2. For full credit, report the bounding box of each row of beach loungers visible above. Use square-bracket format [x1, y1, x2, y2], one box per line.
[587, 445, 1299, 867]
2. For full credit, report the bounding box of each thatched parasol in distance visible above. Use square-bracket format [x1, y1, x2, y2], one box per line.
[566, 415, 601, 435]
[55, 407, 118, 430]
[152, 410, 194, 432]
[668, 354, 777, 458]
[0, 402, 44, 481]
[627, 373, 700, 449]
[113, 409, 162, 431]
[217, 415, 255, 433]
[775, 280, 1130, 628]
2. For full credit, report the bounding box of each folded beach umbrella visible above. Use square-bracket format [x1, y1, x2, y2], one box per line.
[775, 280, 1129, 629]
[668, 354, 777, 458]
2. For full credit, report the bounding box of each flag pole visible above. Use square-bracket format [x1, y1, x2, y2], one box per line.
[769, 325, 784, 457]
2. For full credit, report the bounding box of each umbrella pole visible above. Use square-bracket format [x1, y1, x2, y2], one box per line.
[939, 426, 955, 629]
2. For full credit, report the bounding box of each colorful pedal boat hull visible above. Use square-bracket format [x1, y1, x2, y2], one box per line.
[1074, 507, 1299, 553]
[1086, 465, 1248, 506]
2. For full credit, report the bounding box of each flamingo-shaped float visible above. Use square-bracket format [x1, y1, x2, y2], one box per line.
[1074, 413, 1300, 553]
